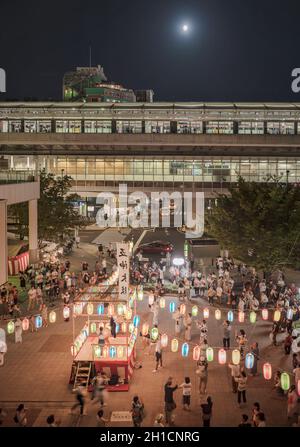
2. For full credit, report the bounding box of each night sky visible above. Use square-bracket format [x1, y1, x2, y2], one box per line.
[1, 0, 300, 102]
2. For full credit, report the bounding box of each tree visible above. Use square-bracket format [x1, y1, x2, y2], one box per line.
[9, 169, 87, 244]
[206, 176, 300, 274]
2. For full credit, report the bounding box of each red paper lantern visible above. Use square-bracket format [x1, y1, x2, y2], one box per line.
[238, 311, 245, 323]
[262, 309, 268, 321]
[193, 345, 201, 361]
[218, 348, 227, 364]
[263, 362, 272, 380]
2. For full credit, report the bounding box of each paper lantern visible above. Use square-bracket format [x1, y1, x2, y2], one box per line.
[94, 345, 101, 358]
[215, 309, 221, 320]
[87, 303, 94, 315]
[232, 349, 240, 365]
[121, 322, 127, 333]
[161, 333, 168, 348]
[180, 304, 186, 315]
[63, 306, 70, 320]
[274, 310, 281, 322]
[109, 346, 117, 358]
[71, 345, 77, 356]
[227, 310, 234, 322]
[171, 338, 179, 352]
[206, 347, 214, 362]
[74, 303, 82, 315]
[192, 305, 198, 317]
[263, 362, 272, 380]
[249, 311, 256, 324]
[90, 322, 97, 334]
[97, 304, 104, 315]
[137, 289, 144, 301]
[108, 304, 114, 316]
[182, 342, 189, 357]
[133, 315, 140, 328]
[238, 311, 245, 323]
[286, 308, 293, 321]
[142, 322, 149, 336]
[35, 315, 42, 329]
[169, 301, 176, 313]
[49, 311, 56, 324]
[117, 303, 125, 316]
[102, 346, 109, 358]
[203, 308, 209, 319]
[151, 327, 159, 341]
[245, 353, 254, 369]
[129, 323, 134, 333]
[148, 293, 154, 306]
[7, 320, 15, 334]
[193, 345, 201, 361]
[262, 309, 268, 320]
[159, 298, 165, 308]
[22, 318, 29, 331]
[125, 308, 132, 320]
[218, 348, 227, 364]
[117, 346, 125, 358]
[280, 372, 290, 391]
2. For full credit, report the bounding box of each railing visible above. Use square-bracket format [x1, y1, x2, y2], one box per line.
[0, 170, 36, 184]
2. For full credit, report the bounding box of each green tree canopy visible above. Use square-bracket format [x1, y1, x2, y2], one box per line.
[9, 169, 86, 244]
[206, 177, 300, 273]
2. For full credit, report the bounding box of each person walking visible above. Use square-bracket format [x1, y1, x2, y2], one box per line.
[287, 385, 298, 419]
[228, 362, 241, 393]
[235, 371, 247, 406]
[14, 404, 27, 427]
[153, 335, 163, 373]
[164, 377, 178, 426]
[27, 286, 37, 311]
[131, 396, 144, 427]
[184, 313, 192, 341]
[70, 385, 86, 416]
[201, 396, 213, 427]
[197, 356, 208, 394]
[223, 320, 231, 349]
[179, 377, 192, 411]
[238, 414, 252, 427]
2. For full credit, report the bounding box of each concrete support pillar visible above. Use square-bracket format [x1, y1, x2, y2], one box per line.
[0, 200, 8, 285]
[29, 199, 39, 264]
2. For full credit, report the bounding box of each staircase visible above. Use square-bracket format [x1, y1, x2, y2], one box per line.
[72, 361, 92, 390]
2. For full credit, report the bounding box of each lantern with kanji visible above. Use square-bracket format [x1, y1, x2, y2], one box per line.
[49, 311, 56, 324]
[133, 315, 140, 328]
[35, 315, 43, 329]
[232, 349, 240, 365]
[218, 348, 227, 364]
[171, 338, 179, 352]
[151, 327, 159, 341]
[117, 346, 126, 358]
[280, 372, 290, 391]
[203, 308, 209, 319]
[117, 303, 125, 316]
[102, 346, 109, 358]
[193, 345, 201, 361]
[148, 293, 154, 306]
[142, 322, 149, 336]
[286, 308, 293, 321]
[238, 311, 245, 323]
[192, 306, 198, 317]
[262, 309, 268, 321]
[109, 346, 117, 358]
[206, 347, 214, 362]
[63, 306, 70, 320]
[22, 318, 29, 331]
[97, 304, 104, 315]
[161, 333, 168, 348]
[108, 304, 114, 316]
[250, 311, 256, 324]
[263, 362, 272, 380]
[87, 303, 93, 315]
[273, 310, 281, 322]
[7, 321, 15, 334]
[74, 303, 82, 315]
[245, 353, 254, 369]
[180, 304, 186, 315]
[159, 298, 165, 309]
[227, 310, 234, 322]
[169, 301, 176, 313]
[121, 322, 127, 333]
[125, 308, 132, 320]
[182, 342, 189, 357]
[215, 309, 221, 320]
[94, 345, 101, 358]
[90, 322, 97, 334]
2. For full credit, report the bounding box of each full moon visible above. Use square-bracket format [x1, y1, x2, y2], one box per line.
[182, 24, 189, 32]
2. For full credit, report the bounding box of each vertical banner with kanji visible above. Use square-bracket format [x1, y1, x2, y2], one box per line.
[117, 242, 129, 301]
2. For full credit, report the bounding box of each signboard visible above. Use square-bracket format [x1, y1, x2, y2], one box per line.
[117, 242, 129, 301]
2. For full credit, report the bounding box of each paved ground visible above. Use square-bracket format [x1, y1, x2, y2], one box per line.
[0, 228, 299, 427]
